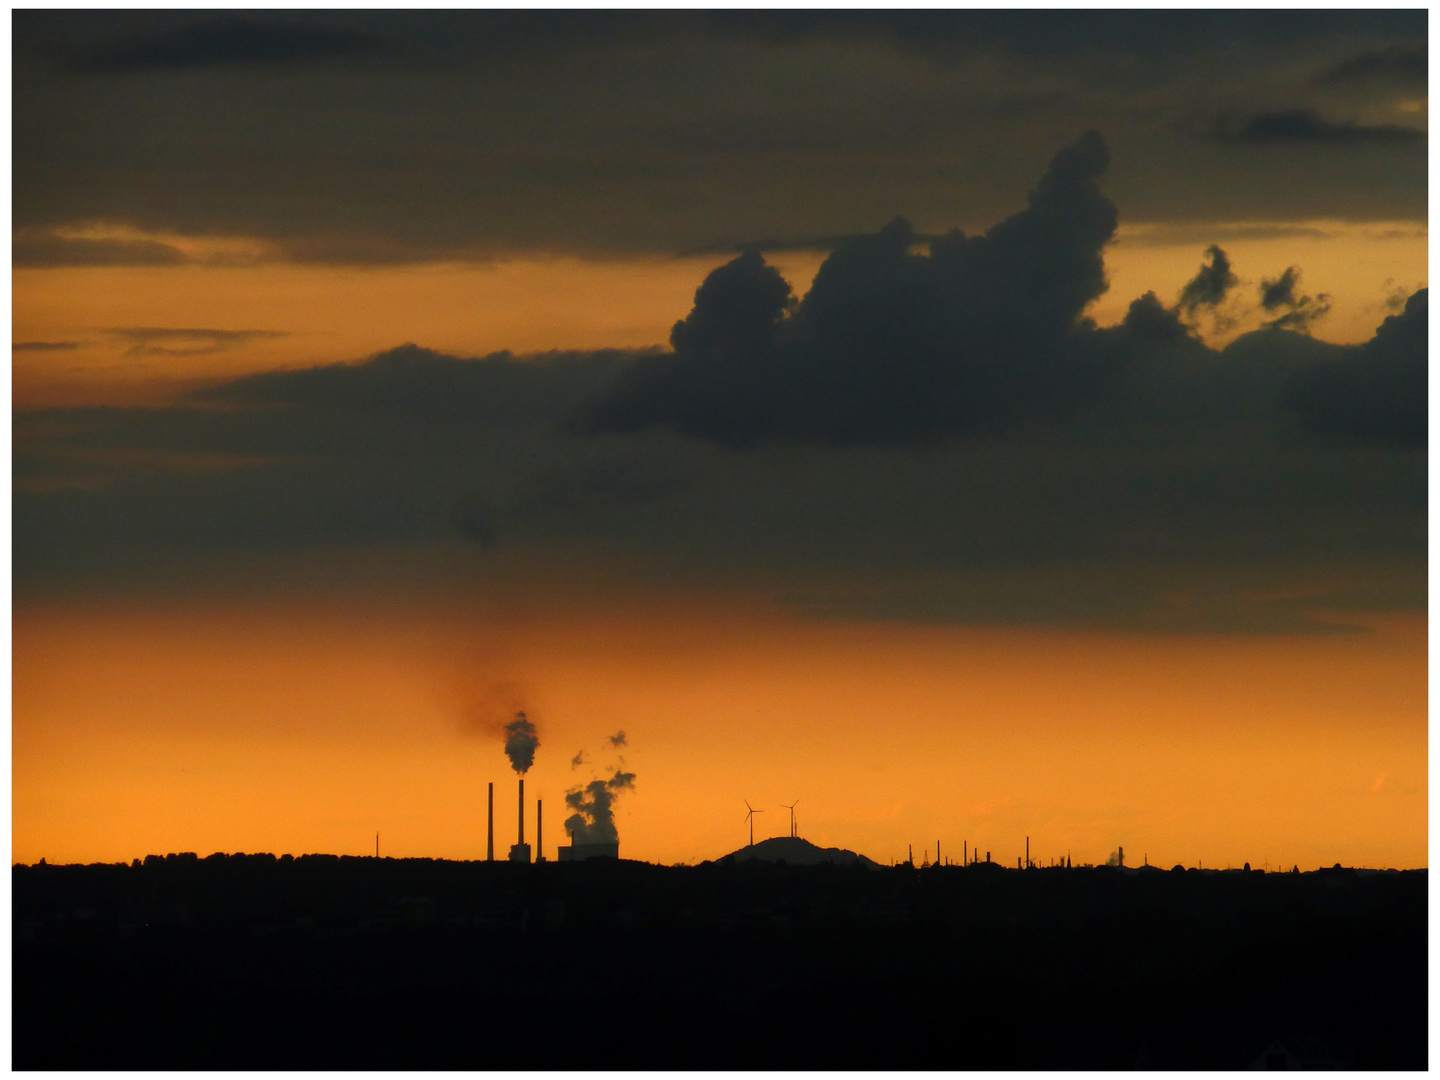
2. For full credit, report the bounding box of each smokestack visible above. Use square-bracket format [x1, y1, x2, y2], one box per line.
[1119, 845, 1124, 868]
[487, 782, 494, 861]
[1026, 835, 1030, 869]
[518, 776, 525, 846]
[537, 799, 543, 862]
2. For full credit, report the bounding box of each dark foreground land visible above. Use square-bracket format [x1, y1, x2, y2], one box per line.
[14, 855, 1426, 1069]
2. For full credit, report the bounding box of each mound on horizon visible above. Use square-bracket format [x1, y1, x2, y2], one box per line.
[721, 836, 882, 869]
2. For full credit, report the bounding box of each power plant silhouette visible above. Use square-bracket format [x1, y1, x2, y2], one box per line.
[489, 712, 624, 862]
[480, 775, 622, 862]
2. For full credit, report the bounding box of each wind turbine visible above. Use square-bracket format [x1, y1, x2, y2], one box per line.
[780, 799, 800, 838]
[744, 800, 764, 847]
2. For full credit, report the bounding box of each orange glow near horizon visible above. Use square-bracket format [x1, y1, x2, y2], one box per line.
[13, 589, 1426, 871]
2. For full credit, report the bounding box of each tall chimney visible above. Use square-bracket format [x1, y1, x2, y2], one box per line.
[537, 799, 543, 863]
[518, 776, 525, 846]
[487, 782, 494, 861]
[1026, 835, 1029, 869]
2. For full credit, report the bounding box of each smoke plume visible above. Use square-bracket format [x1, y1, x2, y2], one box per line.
[503, 711, 539, 773]
[565, 769, 636, 844]
[607, 730, 628, 748]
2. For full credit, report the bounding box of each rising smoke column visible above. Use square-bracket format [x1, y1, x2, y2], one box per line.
[503, 711, 539, 773]
[564, 769, 636, 844]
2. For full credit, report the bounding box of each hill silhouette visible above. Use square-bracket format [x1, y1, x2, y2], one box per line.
[723, 836, 882, 868]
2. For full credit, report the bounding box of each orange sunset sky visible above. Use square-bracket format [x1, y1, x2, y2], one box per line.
[12, 11, 1427, 870]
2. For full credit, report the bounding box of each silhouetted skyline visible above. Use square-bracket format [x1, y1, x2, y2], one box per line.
[12, 10, 1425, 872]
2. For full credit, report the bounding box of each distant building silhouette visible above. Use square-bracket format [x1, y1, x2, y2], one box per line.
[558, 841, 618, 861]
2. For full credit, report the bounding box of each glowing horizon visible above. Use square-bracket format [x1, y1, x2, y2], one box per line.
[14, 581, 1426, 871]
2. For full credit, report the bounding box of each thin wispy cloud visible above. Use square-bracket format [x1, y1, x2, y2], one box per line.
[107, 327, 291, 358]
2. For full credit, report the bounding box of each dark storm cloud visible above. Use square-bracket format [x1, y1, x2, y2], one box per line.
[1117, 292, 1193, 345]
[73, 18, 383, 72]
[12, 10, 1426, 263]
[43, 11, 1419, 75]
[13, 295, 1424, 631]
[1178, 245, 1238, 315]
[1316, 45, 1427, 85]
[10, 129, 1426, 633]
[1283, 289, 1426, 447]
[506, 454, 694, 517]
[699, 10, 1424, 64]
[1211, 110, 1425, 145]
[583, 132, 1120, 445]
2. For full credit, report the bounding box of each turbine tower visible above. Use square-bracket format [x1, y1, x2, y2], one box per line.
[781, 799, 800, 838]
[744, 800, 764, 847]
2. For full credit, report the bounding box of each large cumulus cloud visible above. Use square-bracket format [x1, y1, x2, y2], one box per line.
[584, 132, 1121, 444]
[583, 130, 1427, 449]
